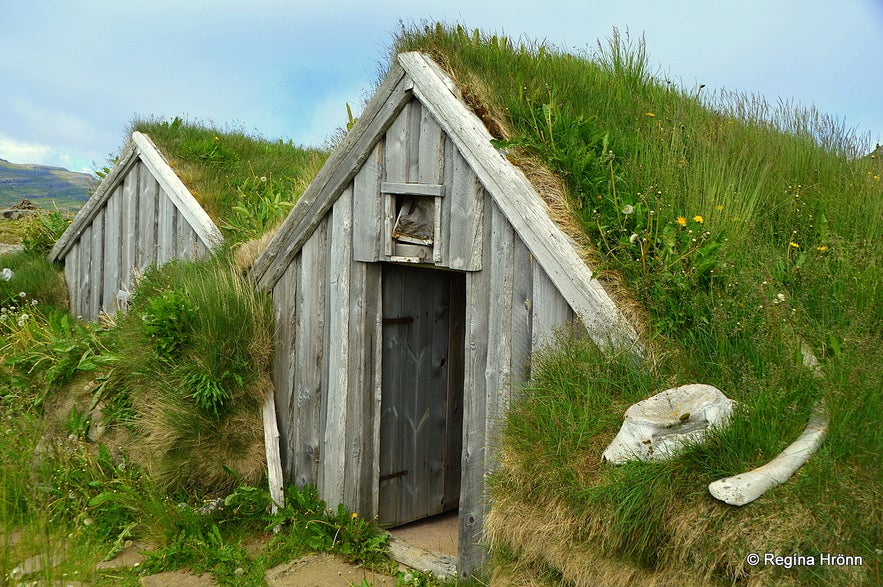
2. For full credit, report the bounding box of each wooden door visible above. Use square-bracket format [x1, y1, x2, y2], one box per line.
[379, 264, 465, 526]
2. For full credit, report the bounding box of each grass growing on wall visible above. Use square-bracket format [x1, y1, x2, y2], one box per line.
[130, 117, 328, 244]
[399, 23, 882, 586]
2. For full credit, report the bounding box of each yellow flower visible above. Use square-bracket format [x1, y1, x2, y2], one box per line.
[645, 112, 656, 117]
[789, 241, 800, 248]
[715, 205, 724, 211]
[351, 512, 358, 519]
[677, 216, 687, 227]
[693, 215, 704, 224]
[817, 245, 828, 251]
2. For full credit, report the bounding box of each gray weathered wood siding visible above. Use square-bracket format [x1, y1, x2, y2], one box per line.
[268, 95, 578, 579]
[50, 132, 222, 320]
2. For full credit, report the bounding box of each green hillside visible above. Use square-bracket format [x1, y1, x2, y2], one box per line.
[0, 158, 97, 210]
[398, 24, 881, 586]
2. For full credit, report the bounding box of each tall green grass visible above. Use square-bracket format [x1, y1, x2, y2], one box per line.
[399, 23, 882, 585]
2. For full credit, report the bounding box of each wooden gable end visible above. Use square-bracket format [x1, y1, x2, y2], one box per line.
[351, 97, 484, 270]
[50, 132, 222, 319]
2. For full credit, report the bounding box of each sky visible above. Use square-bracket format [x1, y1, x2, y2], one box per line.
[1, 0, 882, 174]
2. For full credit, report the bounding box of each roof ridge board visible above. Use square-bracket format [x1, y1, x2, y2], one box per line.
[49, 140, 140, 261]
[131, 132, 223, 251]
[397, 52, 641, 352]
[251, 62, 409, 288]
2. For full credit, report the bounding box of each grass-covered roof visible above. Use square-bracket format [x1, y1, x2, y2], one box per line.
[396, 24, 881, 586]
[130, 117, 328, 245]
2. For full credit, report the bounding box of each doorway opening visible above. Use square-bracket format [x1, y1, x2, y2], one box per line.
[378, 264, 465, 528]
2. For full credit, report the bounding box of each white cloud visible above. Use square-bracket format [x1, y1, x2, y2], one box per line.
[0, 134, 53, 165]
[0, 133, 92, 172]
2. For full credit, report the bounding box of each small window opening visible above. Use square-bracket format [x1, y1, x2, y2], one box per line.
[393, 196, 434, 245]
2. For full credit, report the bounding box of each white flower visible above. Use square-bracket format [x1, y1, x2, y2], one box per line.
[18, 291, 26, 298]
[629, 233, 639, 244]
[776, 293, 786, 302]
[0, 268, 13, 281]
[622, 204, 635, 215]
[30, 299, 38, 306]
[260, 176, 267, 183]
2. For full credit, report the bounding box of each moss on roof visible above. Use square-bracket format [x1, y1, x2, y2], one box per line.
[130, 117, 328, 245]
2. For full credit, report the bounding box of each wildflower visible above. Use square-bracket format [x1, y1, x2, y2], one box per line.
[260, 176, 267, 183]
[214, 136, 220, 141]
[622, 204, 634, 215]
[645, 112, 656, 117]
[677, 216, 687, 227]
[30, 299, 38, 306]
[18, 291, 26, 298]
[0, 268, 13, 281]
[777, 293, 786, 302]
[817, 245, 828, 251]
[693, 215, 704, 224]
[715, 205, 724, 211]
[789, 241, 800, 248]
[351, 512, 358, 519]
[629, 233, 639, 244]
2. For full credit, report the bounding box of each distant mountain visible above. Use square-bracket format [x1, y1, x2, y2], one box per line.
[0, 158, 97, 211]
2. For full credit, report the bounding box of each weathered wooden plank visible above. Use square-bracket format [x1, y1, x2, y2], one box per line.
[485, 203, 515, 450]
[380, 182, 445, 197]
[418, 106, 445, 185]
[398, 51, 640, 352]
[368, 264, 383, 519]
[322, 187, 354, 507]
[121, 164, 139, 292]
[531, 261, 573, 349]
[459, 198, 492, 579]
[277, 258, 301, 484]
[89, 208, 104, 319]
[262, 380, 285, 512]
[510, 236, 535, 389]
[436, 138, 455, 267]
[378, 266, 404, 524]
[448, 147, 485, 272]
[131, 131, 223, 252]
[385, 101, 411, 184]
[156, 191, 176, 265]
[137, 162, 158, 271]
[427, 271, 454, 517]
[407, 100, 422, 181]
[252, 64, 410, 289]
[343, 261, 380, 516]
[102, 187, 122, 314]
[76, 227, 91, 319]
[271, 263, 291, 476]
[352, 142, 383, 263]
[444, 275, 466, 512]
[291, 216, 328, 489]
[50, 141, 138, 262]
[64, 241, 79, 318]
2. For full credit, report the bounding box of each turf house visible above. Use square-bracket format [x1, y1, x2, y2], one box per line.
[251, 51, 642, 578]
[49, 131, 223, 320]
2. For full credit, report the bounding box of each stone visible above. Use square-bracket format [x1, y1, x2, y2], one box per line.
[602, 384, 736, 464]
